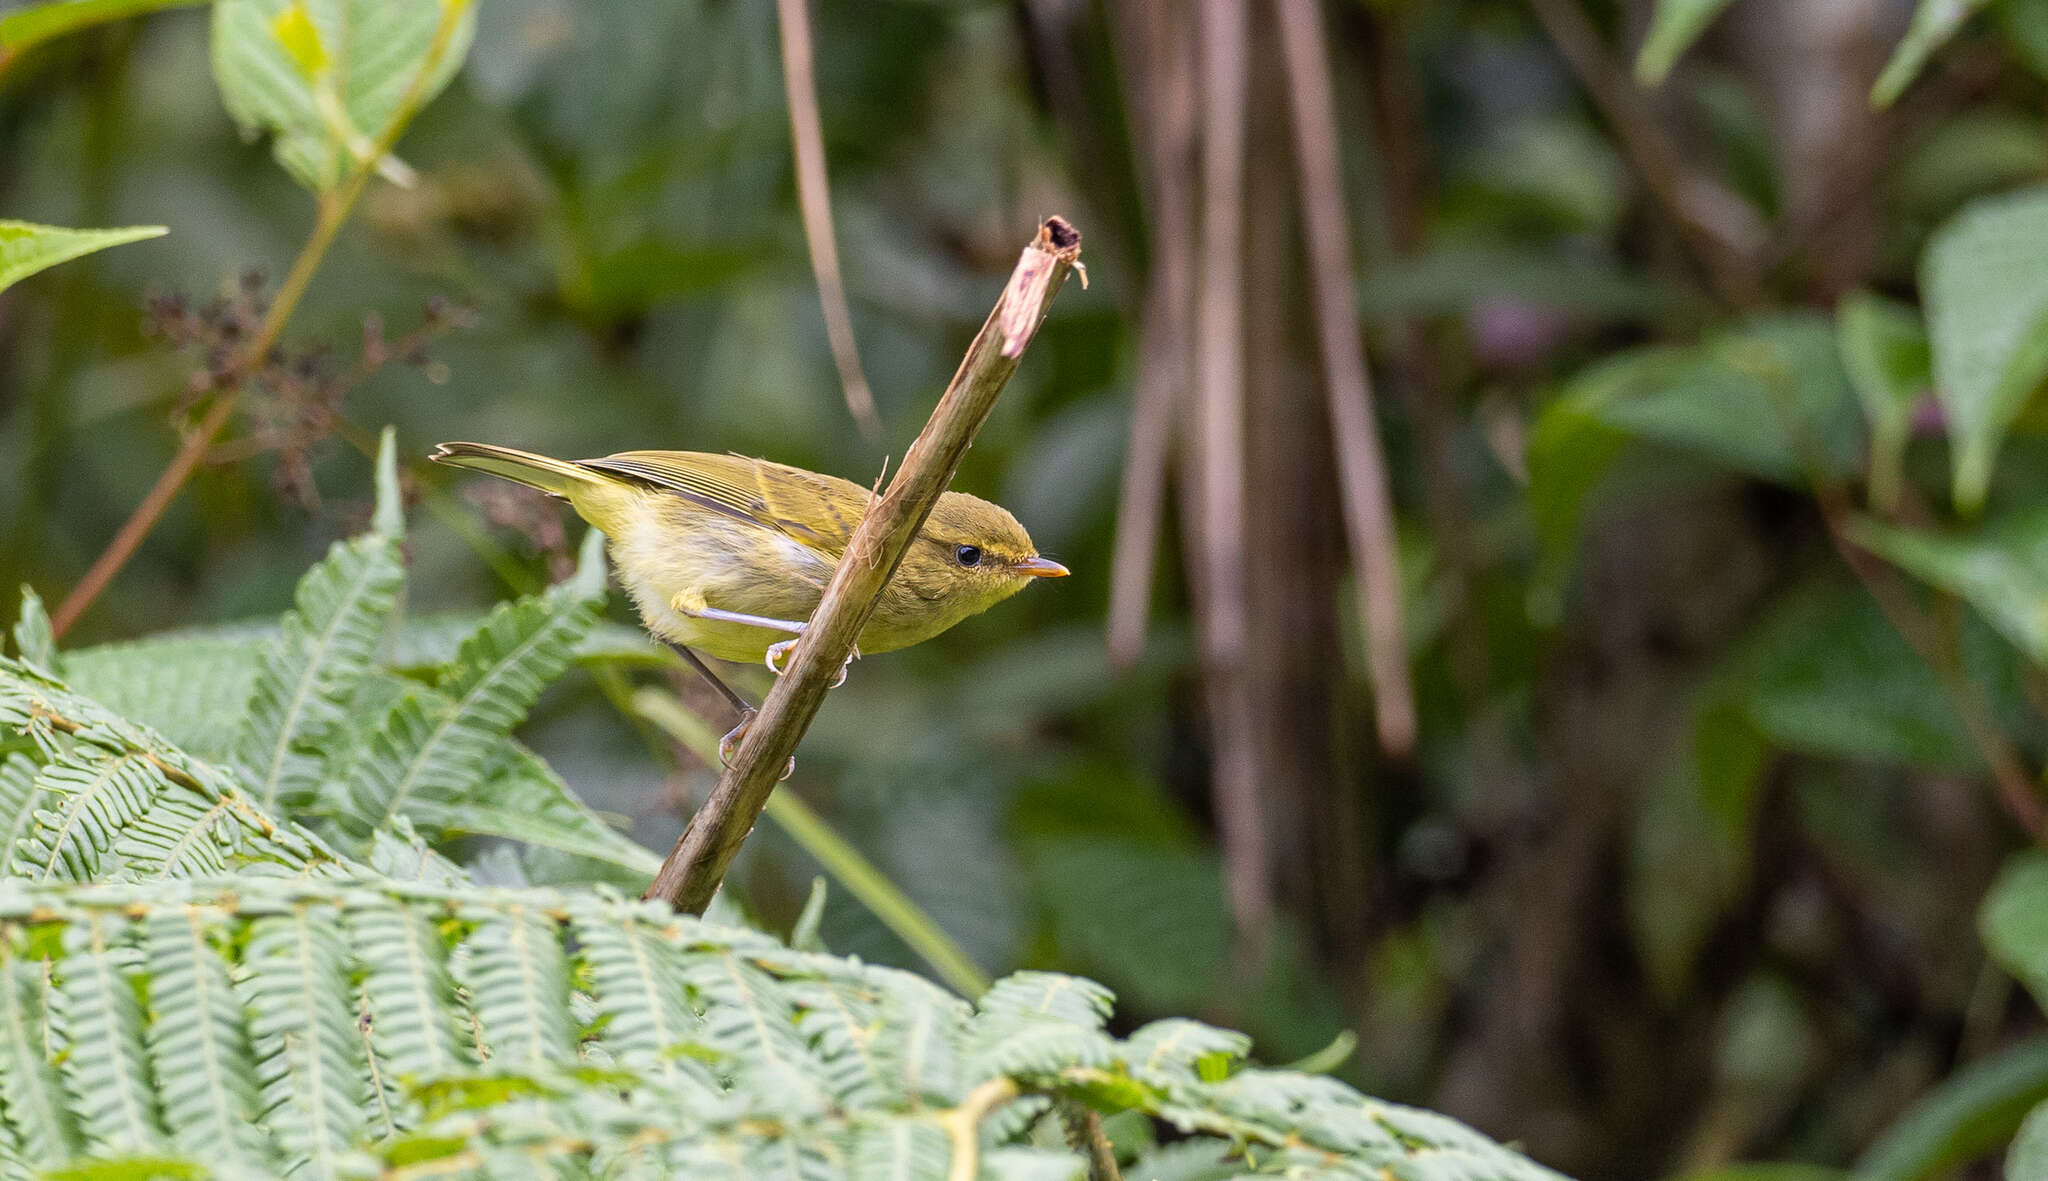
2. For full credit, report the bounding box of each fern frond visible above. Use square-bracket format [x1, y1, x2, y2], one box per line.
[234, 426, 404, 814]
[979, 1147, 1089, 1181]
[16, 750, 172, 882]
[567, 897, 716, 1096]
[0, 958, 81, 1166]
[0, 879, 1566, 1181]
[52, 913, 165, 1154]
[0, 756, 42, 879]
[1123, 1019, 1250, 1081]
[0, 660, 340, 880]
[345, 896, 476, 1091]
[681, 944, 831, 1117]
[459, 903, 576, 1070]
[408, 744, 660, 874]
[233, 527, 403, 814]
[848, 1116, 949, 1181]
[242, 906, 371, 1177]
[975, 973, 1114, 1028]
[10, 589, 54, 674]
[335, 569, 602, 841]
[59, 633, 264, 763]
[140, 910, 269, 1164]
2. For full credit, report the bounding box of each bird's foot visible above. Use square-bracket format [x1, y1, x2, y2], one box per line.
[717, 709, 796, 780]
[717, 709, 756, 767]
[765, 635, 859, 687]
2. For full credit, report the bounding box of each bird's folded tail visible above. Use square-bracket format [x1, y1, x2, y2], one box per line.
[430, 442, 598, 498]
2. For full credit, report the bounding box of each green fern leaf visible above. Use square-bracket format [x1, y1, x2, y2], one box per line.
[459, 904, 576, 1070]
[140, 910, 269, 1164]
[11, 588, 54, 674]
[1123, 1019, 1250, 1081]
[17, 751, 172, 882]
[334, 536, 603, 841]
[976, 973, 1113, 1028]
[60, 633, 264, 762]
[848, 1116, 950, 1181]
[0, 755, 42, 879]
[979, 1147, 1089, 1181]
[113, 793, 237, 879]
[681, 944, 831, 1116]
[345, 896, 476, 1092]
[567, 897, 716, 1095]
[241, 906, 371, 1178]
[233, 430, 405, 813]
[407, 744, 659, 874]
[0, 659, 338, 882]
[0, 958, 82, 1166]
[53, 914, 166, 1154]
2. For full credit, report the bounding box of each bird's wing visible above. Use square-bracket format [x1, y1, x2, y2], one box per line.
[578, 451, 869, 557]
[751, 459, 873, 554]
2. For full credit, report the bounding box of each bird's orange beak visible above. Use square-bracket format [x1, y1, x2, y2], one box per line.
[1014, 556, 1070, 579]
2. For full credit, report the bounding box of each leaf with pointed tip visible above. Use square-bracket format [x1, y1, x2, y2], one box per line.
[0, 221, 164, 295]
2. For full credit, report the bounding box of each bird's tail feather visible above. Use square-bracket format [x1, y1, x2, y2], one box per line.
[430, 442, 596, 498]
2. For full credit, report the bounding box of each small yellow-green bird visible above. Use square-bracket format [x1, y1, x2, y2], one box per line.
[431, 442, 1068, 681]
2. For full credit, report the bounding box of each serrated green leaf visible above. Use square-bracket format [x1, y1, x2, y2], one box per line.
[0, 221, 164, 296]
[241, 906, 368, 1177]
[1923, 187, 2048, 512]
[208, 0, 475, 192]
[53, 915, 165, 1155]
[0, 957, 83, 1165]
[140, 911, 267, 1163]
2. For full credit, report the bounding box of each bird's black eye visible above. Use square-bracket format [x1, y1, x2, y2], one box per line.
[954, 544, 983, 567]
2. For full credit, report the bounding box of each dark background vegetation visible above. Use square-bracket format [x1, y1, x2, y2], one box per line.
[9, 1, 2048, 1177]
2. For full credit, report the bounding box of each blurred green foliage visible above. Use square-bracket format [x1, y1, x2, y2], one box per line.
[18, 0, 2048, 1178]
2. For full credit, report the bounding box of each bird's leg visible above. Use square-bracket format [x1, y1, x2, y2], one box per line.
[665, 594, 859, 686]
[668, 641, 752, 716]
[666, 641, 770, 771]
[668, 598, 812, 778]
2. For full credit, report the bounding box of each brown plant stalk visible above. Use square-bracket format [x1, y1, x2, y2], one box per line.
[776, 0, 883, 441]
[643, 217, 1084, 913]
[1272, 0, 1415, 756]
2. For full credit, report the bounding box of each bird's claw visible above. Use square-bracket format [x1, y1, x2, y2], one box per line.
[718, 710, 798, 780]
[718, 710, 756, 767]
